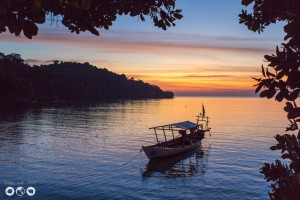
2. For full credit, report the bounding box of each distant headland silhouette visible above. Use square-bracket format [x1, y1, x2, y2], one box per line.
[0, 53, 174, 105]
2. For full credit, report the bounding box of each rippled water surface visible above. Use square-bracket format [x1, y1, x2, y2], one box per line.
[0, 97, 289, 199]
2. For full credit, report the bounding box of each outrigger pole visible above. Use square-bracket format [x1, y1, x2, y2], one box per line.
[196, 103, 210, 130]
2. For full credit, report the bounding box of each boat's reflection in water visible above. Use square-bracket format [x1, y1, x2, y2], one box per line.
[142, 145, 210, 178]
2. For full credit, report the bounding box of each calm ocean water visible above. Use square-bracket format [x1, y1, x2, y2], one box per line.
[0, 97, 291, 199]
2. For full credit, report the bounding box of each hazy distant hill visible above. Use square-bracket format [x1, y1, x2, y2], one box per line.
[0, 53, 173, 105]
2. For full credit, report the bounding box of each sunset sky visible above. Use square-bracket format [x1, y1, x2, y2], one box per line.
[0, 0, 285, 96]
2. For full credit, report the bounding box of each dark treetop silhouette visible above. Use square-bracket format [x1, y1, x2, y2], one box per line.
[240, 0, 300, 199]
[0, 0, 182, 39]
[0, 53, 174, 105]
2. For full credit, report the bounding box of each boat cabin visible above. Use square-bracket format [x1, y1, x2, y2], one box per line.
[149, 120, 208, 145]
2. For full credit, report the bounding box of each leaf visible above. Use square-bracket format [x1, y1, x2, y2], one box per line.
[267, 90, 276, 99]
[266, 68, 270, 77]
[261, 65, 266, 77]
[255, 82, 264, 93]
[289, 89, 300, 101]
[290, 161, 300, 170]
[173, 13, 183, 19]
[28, 4, 45, 24]
[161, 23, 166, 30]
[282, 153, 291, 159]
[266, 68, 275, 77]
[284, 102, 293, 112]
[241, 0, 254, 6]
[264, 55, 274, 62]
[165, 20, 171, 27]
[270, 145, 279, 151]
[14, 25, 22, 36]
[276, 46, 280, 55]
[252, 77, 261, 82]
[88, 27, 99, 36]
[287, 108, 300, 119]
[23, 20, 38, 39]
[275, 92, 284, 102]
[276, 70, 285, 79]
[33, 11, 45, 24]
[260, 90, 269, 97]
[153, 16, 158, 24]
[0, 26, 6, 32]
[140, 14, 145, 21]
[160, 10, 167, 19]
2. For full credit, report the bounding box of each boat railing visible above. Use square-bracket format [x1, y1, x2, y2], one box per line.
[149, 125, 186, 144]
[196, 115, 210, 131]
[149, 116, 210, 144]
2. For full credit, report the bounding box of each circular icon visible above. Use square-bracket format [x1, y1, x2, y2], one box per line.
[15, 187, 25, 196]
[26, 187, 36, 196]
[5, 187, 14, 196]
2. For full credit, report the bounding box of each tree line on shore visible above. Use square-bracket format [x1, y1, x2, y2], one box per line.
[0, 52, 173, 105]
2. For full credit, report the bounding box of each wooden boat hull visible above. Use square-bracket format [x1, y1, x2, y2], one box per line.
[142, 140, 201, 160]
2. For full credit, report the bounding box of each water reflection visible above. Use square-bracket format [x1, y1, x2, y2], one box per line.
[0, 98, 286, 199]
[142, 145, 210, 178]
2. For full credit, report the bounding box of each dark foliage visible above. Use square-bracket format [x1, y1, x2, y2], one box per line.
[260, 134, 300, 199]
[240, 0, 300, 199]
[0, 53, 174, 105]
[0, 0, 182, 39]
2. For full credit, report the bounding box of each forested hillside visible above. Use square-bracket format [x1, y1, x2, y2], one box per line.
[0, 53, 173, 105]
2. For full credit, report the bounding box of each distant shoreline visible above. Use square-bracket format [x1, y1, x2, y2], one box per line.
[0, 53, 174, 106]
[174, 95, 258, 98]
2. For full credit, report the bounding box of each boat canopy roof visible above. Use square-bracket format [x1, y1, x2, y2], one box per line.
[150, 121, 201, 130]
[171, 121, 200, 129]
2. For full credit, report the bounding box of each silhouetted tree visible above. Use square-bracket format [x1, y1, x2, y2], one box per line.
[0, 53, 24, 64]
[0, 52, 173, 105]
[0, 0, 182, 39]
[53, 60, 59, 65]
[240, 0, 300, 199]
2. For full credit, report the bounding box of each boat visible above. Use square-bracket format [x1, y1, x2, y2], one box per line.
[142, 105, 211, 160]
[142, 146, 208, 178]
